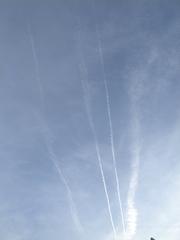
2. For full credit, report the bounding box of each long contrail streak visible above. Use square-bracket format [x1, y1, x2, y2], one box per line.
[125, 78, 142, 240]
[96, 26, 126, 235]
[77, 23, 117, 239]
[42, 125, 84, 234]
[28, 25, 83, 233]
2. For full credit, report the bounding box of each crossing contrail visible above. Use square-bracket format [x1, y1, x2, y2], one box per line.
[28, 25, 83, 234]
[95, 26, 126, 236]
[77, 22, 117, 240]
[125, 78, 143, 240]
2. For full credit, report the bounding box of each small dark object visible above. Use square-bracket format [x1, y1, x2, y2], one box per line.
[151, 238, 156, 240]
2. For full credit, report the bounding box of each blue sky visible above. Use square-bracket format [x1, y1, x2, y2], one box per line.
[0, 1, 180, 240]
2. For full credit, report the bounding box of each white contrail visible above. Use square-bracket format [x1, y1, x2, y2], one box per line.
[28, 25, 44, 108]
[125, 141, 140, 240]
[28, 26, 83, 234]
[96, 26, 126, 235]
[77, 23, 117, 240]
[42, 125, 84, 234]
[125, 78, 143, 240]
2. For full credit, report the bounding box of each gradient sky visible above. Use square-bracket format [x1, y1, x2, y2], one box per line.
[1, 1, 180, 240]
